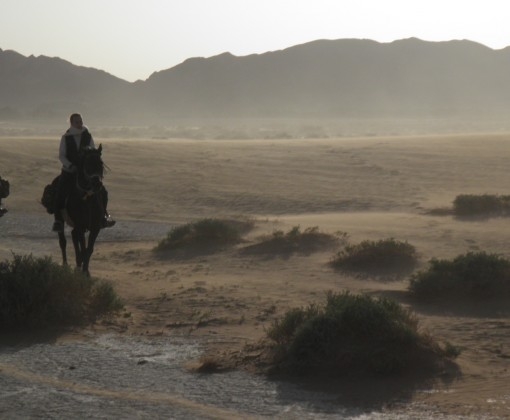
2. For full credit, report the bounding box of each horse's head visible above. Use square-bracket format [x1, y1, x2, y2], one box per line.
[78, 144, 104, 193]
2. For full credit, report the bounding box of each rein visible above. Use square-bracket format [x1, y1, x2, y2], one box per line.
[75, 173, 102, 197]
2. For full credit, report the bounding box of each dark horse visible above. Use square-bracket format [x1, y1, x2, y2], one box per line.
[0, 176, 9, 217]
[57, 145, 107, 276]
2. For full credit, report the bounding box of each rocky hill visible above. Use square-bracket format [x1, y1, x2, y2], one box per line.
[2, 38, 510, 125]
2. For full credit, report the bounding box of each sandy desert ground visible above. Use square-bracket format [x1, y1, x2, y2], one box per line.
[1, 133, 510, 417]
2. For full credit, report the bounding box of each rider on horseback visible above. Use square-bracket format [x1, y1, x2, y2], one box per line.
[52, 113, 115, 232]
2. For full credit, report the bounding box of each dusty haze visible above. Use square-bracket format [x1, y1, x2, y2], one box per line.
[1, 130, 510, 417]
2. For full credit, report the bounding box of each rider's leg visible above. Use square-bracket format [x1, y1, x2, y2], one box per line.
[52, 171, 74, 232]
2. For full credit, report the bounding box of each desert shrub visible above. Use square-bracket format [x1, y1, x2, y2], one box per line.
[89, 281, 124, 315]
[330, 238, 418, 274]
[154, 218, 254, 253]
[409, 251, 510, 300]
[453, 194, 510, 217]
[266, 291, 456, 376]
[266, 305, 321, 345]
[241, 226, 343, 256]
[0, 254, 123, 330]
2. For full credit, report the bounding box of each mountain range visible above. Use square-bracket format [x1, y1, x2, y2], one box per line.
[1, 38, 510, 125]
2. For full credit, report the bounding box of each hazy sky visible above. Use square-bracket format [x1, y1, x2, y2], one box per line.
[1, 0, 509, 82]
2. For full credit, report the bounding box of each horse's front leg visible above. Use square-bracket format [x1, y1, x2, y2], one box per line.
[71, 229, 86, 269]
[58, 231, 67, 265]
[82, 228, 100, 276]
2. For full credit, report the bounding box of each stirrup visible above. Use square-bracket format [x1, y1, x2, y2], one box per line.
[103, 215, 116, 228]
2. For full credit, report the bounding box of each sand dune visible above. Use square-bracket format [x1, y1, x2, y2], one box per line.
[1, 133, 510, 417]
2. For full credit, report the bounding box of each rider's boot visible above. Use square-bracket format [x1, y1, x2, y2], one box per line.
[102, 213, 116, 228]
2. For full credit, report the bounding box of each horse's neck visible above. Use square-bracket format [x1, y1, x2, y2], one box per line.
[76, 171, 91, 192]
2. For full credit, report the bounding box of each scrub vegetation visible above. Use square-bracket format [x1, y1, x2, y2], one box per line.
[265, 291, 459, 377]
[0, 254, 123, 330]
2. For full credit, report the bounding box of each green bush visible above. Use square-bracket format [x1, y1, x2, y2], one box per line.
[409, 252, 510, 300]
[266, 291, 455, 376]
[0, 254, 123, 330]
[89, 281, 124, 315]
[453, 194, 510, 217]
[154, 218, 254, 253]
[266, 305, 321, 345]
[330, 238, 418, 274]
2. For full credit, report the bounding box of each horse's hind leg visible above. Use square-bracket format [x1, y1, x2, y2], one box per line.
[71, 229, 86, 269]
[58, 231, 67, 265]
